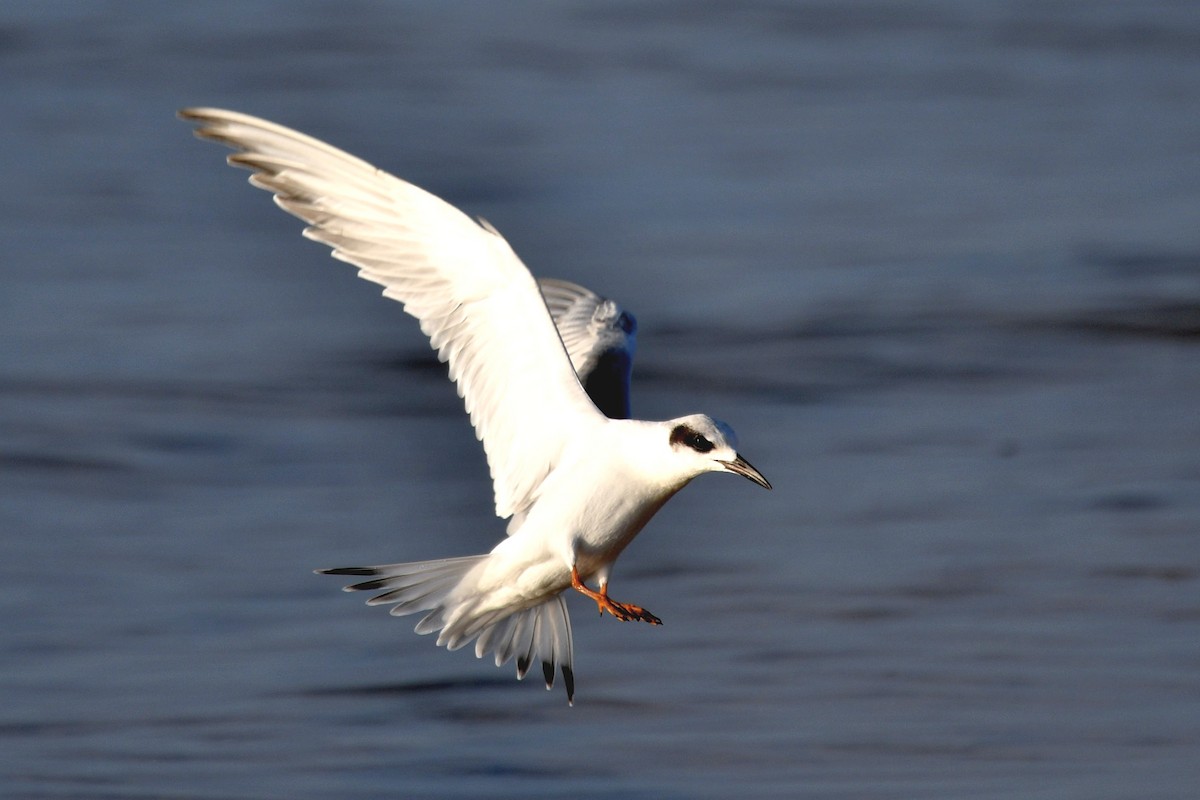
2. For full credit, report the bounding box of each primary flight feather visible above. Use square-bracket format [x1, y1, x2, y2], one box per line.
[181, 108, 770, 704]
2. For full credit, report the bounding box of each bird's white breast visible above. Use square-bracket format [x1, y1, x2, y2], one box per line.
[494, 419, 684, 584]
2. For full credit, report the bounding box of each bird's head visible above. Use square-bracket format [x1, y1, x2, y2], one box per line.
[660, 414, 772, 490]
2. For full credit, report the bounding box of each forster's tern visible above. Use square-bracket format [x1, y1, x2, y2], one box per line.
[181, 108, 771, 704]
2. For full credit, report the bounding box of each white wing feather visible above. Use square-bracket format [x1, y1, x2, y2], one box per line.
[538, 278, 636, 420]
[538, 279, 635, 377]
[181, 108, 603, 520]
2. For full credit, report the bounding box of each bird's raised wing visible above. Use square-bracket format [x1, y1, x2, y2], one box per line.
[181, 108, 604, 520]
[538, 278, 637, 420]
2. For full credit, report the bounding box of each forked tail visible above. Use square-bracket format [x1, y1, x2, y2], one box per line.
[317, 555, 576, 703]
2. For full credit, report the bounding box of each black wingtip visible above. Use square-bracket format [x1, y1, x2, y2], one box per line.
[542, 660, 555, 690]
[516, 654, 531, 680]
[315, 567, 379, 576]
[564, 665, 575, 705]
[344, 578, 392, 591]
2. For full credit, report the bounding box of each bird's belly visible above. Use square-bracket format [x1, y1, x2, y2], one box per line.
[500, 459, 681, 583]
[568, 488, 675, 576]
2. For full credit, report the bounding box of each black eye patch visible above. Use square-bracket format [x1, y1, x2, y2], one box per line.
[670, 424, 714, 453]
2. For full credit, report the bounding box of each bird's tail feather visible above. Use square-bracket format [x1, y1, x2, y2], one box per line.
[317, 555, 576, 703]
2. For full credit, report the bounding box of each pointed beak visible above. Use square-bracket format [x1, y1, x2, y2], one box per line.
[719, 454, 772, 490]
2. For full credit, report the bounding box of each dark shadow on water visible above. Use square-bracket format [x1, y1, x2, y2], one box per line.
[0, 451, 134, 474]
[1090, 565, 1196, 583]
[1090, 491, 1170, 513]
[1091, 249, 1200, 278]
[299, 675, 514, 697]
[1044, 302, 1200, 340]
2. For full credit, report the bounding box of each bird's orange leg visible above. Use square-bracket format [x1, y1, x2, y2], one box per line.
[570, 565, 662, 625]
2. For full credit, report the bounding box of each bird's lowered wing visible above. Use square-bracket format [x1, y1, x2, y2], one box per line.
[180, 108, 604, 520]
[538, 278, 636, 420]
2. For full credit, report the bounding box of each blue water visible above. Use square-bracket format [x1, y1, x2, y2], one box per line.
[3, 2, 1199, 798]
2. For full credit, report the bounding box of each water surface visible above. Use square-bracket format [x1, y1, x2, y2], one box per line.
[3, 2, 1199, 798]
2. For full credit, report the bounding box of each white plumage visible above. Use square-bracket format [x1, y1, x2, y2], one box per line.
[182, 108, 770, 704]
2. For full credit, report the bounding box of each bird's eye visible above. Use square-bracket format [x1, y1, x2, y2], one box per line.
[670, 424, 714, 453]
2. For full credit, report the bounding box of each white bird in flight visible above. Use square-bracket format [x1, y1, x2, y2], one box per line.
[181, 108, 771, 704]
